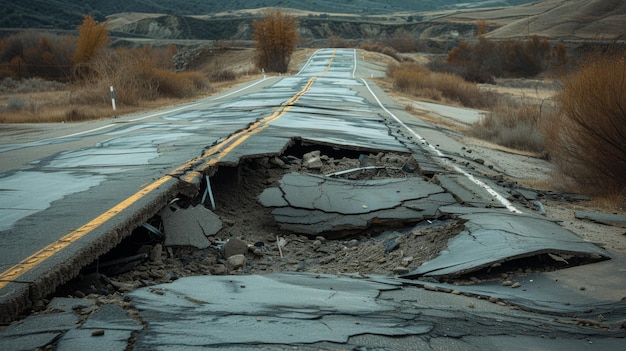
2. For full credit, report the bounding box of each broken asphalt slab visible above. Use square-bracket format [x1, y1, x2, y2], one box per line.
[403, 209, 609, 278]
[0, 298, 141, 351]
[127, 274, 432, 348]
[122, 274, 626, 349]
[130, 274, 624, 350]
[2, 273, 624, 350]
[258, 172, 455, 236]
[258, 171, 610, 278]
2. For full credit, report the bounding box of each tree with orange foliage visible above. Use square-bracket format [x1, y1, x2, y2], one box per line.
[476, 20, 488, 37]
[72, 15, 109, 78]
[252, 9, 299, 73]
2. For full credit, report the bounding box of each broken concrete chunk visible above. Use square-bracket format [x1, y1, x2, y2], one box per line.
[160, 205, 223, 249]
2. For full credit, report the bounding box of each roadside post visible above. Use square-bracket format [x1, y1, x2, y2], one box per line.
[110, 86, 116, 111]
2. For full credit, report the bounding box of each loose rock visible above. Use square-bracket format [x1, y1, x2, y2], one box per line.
[150, 244, 163, 263]
[227, 254, 247, 270]
[303, 150, 323, 169]
[210, 264, 228, 275]
[223, 238, 249, 258]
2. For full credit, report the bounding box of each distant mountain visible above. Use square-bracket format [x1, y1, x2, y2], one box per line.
[0, 0, 534, 30]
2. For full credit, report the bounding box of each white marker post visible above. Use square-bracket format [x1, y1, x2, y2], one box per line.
[110, 86, 116, 111]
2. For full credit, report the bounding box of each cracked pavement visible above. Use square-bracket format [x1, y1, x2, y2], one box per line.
[1, 49, 625, 350]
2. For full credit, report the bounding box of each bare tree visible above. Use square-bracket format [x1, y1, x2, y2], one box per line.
[253, 9, 299, 73]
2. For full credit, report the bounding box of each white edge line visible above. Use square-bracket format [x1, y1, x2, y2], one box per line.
[352, 49, 357, 79]
[360, 77, 522, 214]
[129, 76, 273, 122]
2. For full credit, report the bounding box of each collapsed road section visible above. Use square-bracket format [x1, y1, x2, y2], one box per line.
[1, 48, 624, 350]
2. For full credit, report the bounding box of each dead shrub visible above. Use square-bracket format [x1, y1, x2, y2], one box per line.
[546, 54, 626, 196]
[195, 55, 239, 82]
[207, 68, 237, 82]
[0, 30, 75, 81]
[153, 70, 208, 99]
[253, 9, 299, 73]
[446, 36, 555, 82]
[430, 72, 486, 108]
[328, 31, 353, 48]
[390, 61, 548, 152]
[383, 29, 416, 53]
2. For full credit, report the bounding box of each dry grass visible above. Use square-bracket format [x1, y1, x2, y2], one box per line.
[0, 89, 145, 123]
[387, 62, 494, 109]
[387, 61, 549, 154]
[469, 102, 546, 153]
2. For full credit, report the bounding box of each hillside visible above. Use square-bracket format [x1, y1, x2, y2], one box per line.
[0, 0, 623, 45]
[0, 0, 533, 30]
[487, 0, 626, 39]
[437, 0, 626, 40]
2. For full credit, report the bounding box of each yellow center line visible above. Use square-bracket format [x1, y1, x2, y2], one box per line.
[0, 51, 335, 289]
[0, 176, 171, 286]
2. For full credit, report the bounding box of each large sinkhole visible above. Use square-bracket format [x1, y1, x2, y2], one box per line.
[53, 144, 456, 295]
[52, 142, 608, 299]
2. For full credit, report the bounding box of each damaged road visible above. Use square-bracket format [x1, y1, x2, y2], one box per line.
[1, 48, 625, 349]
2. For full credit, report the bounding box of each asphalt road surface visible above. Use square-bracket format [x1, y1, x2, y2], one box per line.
[0, 49, 624, 350]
